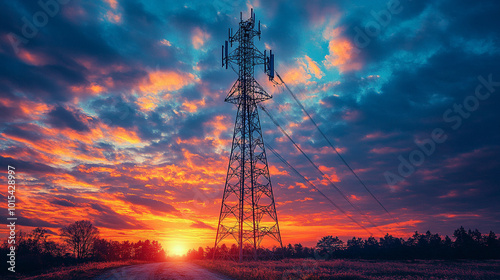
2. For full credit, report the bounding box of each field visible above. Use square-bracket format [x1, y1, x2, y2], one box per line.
[195, 259, 500, 280]
[3, 260, 147, 280]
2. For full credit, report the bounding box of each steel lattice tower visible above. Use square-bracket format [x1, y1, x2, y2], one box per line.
[215, 10, 282, 261]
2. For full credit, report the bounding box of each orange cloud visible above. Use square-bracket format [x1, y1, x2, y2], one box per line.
[323, 25, 344, 41]
[160, 39, 172, 46]
[106, 11, 121, 23]
[362, 131, 398, 141]
[203, 115, 232, 151]
[1, 112, 146, 168]
[191, 27, 211, 49]
[138, 70, 197, 94]
[17, 49, 47, 66]
[281, 66, 311, 86]
[300, 55, 324, 79]
[103, 0, 121, 23]
[182, 99, 206, 113]
[350, 194, 361, 201]
[135, 70, 197, 111]
[318, 165, 340, 183]
[436, 213, 480, 219]
[136, 94, 163, 112]
[296, 182, 308, 189]
[281, 55, 324, 86]
[107, 126, 141, 144]
[71, 83, 106, 96]
[322, 24, 362, 72]
[324, 37, 362, 72]
[105, 0, 118, 9]
[269, 165, 288, 176]
[0, 98, 52, 120]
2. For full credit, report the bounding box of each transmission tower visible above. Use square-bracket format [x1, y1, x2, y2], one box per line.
[214, 10, 282, 261]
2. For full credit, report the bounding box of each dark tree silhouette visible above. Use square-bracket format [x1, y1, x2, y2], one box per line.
[60, 220, 99, 259]
[316, 236, 343, 259]
[187, 246, 206, 259]
[186, 226, 500, 261]
[294, 243, 304, 258]
[0, 226, 167, 276]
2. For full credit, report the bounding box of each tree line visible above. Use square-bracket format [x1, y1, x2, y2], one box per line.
[187, 227, 500, 260]
[0, 220, 166, 274]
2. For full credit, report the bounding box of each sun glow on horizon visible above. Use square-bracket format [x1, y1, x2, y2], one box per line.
[169, 243, 187, 256]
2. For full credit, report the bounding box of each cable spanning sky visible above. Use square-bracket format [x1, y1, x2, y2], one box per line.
[1, 0, 499, 252]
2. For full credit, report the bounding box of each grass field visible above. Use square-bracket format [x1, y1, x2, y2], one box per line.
[196, 259, 500, 280]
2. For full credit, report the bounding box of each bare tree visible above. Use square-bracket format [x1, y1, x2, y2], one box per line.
[60, 220, 99, 259]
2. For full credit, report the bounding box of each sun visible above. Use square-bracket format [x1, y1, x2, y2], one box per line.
[170, 244, 186, 256]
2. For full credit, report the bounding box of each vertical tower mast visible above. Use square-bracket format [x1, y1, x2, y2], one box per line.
[215, 10, 282, 261]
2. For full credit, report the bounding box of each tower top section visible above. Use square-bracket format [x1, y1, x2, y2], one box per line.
[222, 9, 275, 104]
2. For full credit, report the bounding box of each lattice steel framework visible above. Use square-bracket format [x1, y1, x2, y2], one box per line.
[215, 10, 282, 261]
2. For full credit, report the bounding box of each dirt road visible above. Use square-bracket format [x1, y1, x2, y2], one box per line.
[94, 262, 233, 280]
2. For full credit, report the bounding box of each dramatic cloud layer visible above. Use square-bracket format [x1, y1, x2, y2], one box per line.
[1, 0, 499, 251]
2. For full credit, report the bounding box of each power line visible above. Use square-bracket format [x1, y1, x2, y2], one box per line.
[275, 72, 397, 224]
[260, 105, 383, 233]
[266, 143, 373, 235]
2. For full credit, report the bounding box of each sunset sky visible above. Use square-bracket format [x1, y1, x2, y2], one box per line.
[1, 0, 499, 254]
